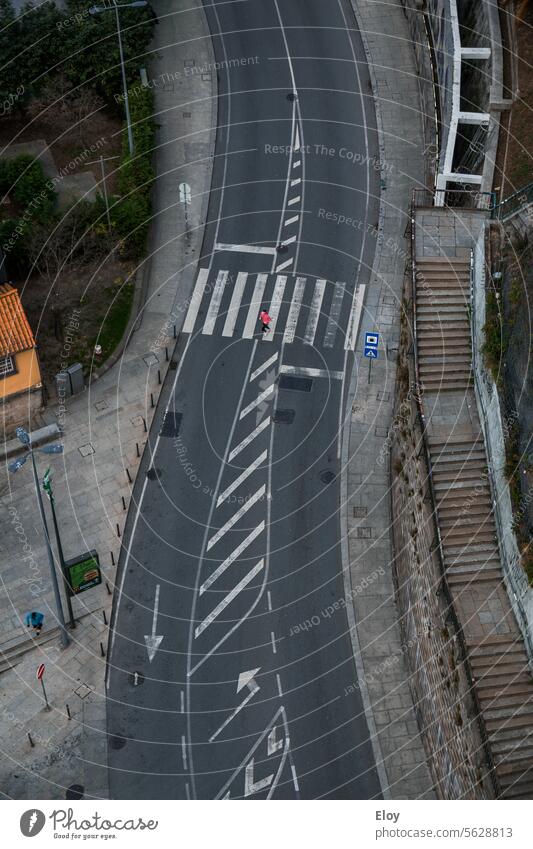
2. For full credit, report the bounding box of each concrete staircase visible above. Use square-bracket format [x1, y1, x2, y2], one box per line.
[415, 258, 472, 393]
[415, 254, 533, 799]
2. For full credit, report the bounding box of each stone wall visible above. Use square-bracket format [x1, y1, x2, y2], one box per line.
[0, 385, 43, 436]
[389, 306, 494, 799]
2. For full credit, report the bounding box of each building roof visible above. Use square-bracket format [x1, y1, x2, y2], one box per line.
[0, 283, 36, 356]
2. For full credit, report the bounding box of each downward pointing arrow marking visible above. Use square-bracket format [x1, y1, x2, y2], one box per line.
[144, 584, 164, 662]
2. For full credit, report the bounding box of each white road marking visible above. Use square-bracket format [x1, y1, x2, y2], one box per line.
[280, 364, 344, 380]
[276, 673, 283, 697]
[267, 726, 284, 755]
[304, 279, 326, 345]
[185, 782, 191, 799]
[291, 763, 300, 793]
[209, 679, 260, 742]
[283, 276, 306, 344]
[200, 521, 265, 595]
[250, 352, 278, 383]
[195, 559, 264, 638]
[284, 214, 299, 227]
[217, 450, 267, 507]
[222, 271, 248, 337]
[237, 668, 261, 692]
[181, 735, 188, 771]
[239, 383, 275, 419]
[245, 758, 274, 797]
[281, 235, 297, 246]
[265, 275, 287, 338]
[323, 281, 345, 348]
[292, 159, 301, 169]
[287, 195, 300, 206]
[203, 270, 228, 335]
[294, 125, 300, 151]
[144, 584, 164, 663]
[229, 419, 270, 462]
[270, 631, 277, 654]
[183, 269, 209, 334]
[275, 257, 293, 273]
[290, 177, 301, 187]
[344, 283, 366, 351]
[180, 690, 185, 713]
[215, 243, 277, 255]
[207, 486, 266, 551]
[243, 273, 268, 338]
[267, 590, 273, 612]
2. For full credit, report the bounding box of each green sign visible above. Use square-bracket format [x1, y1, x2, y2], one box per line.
[65, 550, 102, 595]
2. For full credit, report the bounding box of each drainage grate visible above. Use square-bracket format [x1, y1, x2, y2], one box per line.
[279, 375, 313, 393]
[273, 408, 295, 425]
[160, 411, 182, 437]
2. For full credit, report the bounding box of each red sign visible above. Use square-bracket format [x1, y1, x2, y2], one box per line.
[36, 664, 45, 680]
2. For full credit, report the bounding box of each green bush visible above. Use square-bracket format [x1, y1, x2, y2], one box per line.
[113, 194, 150, 256]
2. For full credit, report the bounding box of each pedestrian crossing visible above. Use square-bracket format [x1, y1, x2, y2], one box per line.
[183, 268, 366, 350]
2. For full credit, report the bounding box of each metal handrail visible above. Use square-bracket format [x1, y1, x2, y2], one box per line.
[409, 202, 500, 798]
[491, 181, 533, 221]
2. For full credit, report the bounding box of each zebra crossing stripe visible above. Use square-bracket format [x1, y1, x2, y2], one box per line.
[275, 258, 293, 272]
[195, 560, 264, 638]
[183, 268, 209, 334]
[203, 270, 228, 335]
[284, 276, 306, 344]
[200, 522, 265, 595]
[264, 275, 287, 340]
[217, 450, 268, 507]
[222, 271, 248, 337]
[323, 281, 345, 348]
[304, 279, 326, 345]
[288, 196, 301, 206]
[243, 274, 268, 339]
[344, 283, 366, 351]
[207, 486, 266, 550]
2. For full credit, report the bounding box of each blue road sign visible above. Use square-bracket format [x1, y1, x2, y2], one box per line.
[364, 332, 379, 359]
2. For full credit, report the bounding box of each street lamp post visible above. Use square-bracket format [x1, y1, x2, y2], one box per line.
[9, 428, 70, 649]
[43, 468, 76, 630]
[89, 1, 148, 157]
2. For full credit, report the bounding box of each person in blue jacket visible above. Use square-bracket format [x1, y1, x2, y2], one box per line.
[25, 611, 44, 635]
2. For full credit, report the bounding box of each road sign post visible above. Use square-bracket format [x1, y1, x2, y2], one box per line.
[364, 332, 379, 383]
[37, 664, 50, 710]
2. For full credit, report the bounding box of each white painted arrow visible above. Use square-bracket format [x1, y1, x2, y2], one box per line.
[144, 584, 164, 662]
[244, 758, 274, 797]
[237, 668, 261, 693]
[179, 182, 191, 205]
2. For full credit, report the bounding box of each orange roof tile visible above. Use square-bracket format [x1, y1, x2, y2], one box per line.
[0, 283, 36, 356]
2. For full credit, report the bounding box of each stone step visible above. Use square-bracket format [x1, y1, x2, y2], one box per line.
[419, 354, 473, 364]
[417, 306, 469, 317]
[0, 628, 62, 675]
[487, 711, 533, 734]
[444, 542, 498, 557]
[469, 636, 525, 657]
[480, 690, 533, 710]
[434, 478, 490, 492]
[446, 561, 501, 575]
[416, 256, 471, 266]
[499, 778, 533, 798]
[487, 722, 533, 746]
[433, 467, 488, 483]
[419, 362, 472, 375]
[492, 739, 533, 763]
[443, 528, 496, 546]
[440, 516, 496, 532]
[447, 568, 501, 585]
[476, 664, 532, 684]
[472, 652, 531, 673]
[417, 322, 470, 334]
[485, 703, 533, 724]
[438, 499, 493, 516]
[422, 380, 473, 392]
[432, 450, 487, 466]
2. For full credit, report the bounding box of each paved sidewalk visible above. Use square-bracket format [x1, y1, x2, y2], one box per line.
[343, 0, 436, 798]
[0, 0, 216, 799]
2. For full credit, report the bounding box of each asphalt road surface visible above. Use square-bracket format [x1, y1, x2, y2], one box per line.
[107, 0, 382, 799]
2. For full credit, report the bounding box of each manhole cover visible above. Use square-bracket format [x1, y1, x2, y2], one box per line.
[279, 375, 313, 392]
[273, 408, 295, 425]
[160, 411, 182, 437]
[66, 784, 84, 799]
[276, 244, 288, 253]
[110, 736, 127, 750]
[320, 470, 336, 484]
[146, 467, 161, 481]
[287, 91, 297, 101]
